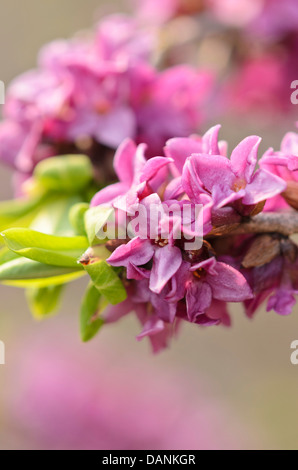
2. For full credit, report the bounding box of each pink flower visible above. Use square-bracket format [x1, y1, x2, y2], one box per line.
[259, 131, 298, 210]
[90, 126, 271, 351]
[223, 54, 295, 116]
[185, 257, 252, 322]
[181, 128, 286, 216]
[245, 254, 298, 318]
[0, 14, 213, 193]
[90, 139, 173, 208]
[134, 66, 214, 157]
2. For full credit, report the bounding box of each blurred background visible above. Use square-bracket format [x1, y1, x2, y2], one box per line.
[0, 0, 298, 450]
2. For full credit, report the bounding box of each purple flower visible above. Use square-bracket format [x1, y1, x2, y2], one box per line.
[181, 128, 286, 215]
[90, 139, 173, 208]
[244, 254, 298, 317]
[259, 131, 298, 210]
[89, 125, 293, 350]
[186, 257, 252, 322]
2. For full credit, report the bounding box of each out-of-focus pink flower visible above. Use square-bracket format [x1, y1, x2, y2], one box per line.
[134, 0, 206, 24]
[223, 54, 297, 116]
[247, 0, 298, 40]
[135, 66, 213, 157]
[259, 131, 298, 210]
[208, 0, 263, 28]
[9, 333, 257, 450]
[0, 14, 213, 193]
[208, 0, 298, 39]
[134, 0, 179, 24]
[245, 254, 298, 318]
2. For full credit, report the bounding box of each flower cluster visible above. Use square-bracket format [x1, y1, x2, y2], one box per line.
[135, 0, 298, 117]
[89, 125, 298, 352]
[0, 14, 212, 194]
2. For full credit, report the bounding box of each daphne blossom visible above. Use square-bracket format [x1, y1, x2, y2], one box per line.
[90, 125, 290, 351]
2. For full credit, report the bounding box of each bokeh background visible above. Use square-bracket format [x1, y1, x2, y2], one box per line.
[0, 0, 298, 450]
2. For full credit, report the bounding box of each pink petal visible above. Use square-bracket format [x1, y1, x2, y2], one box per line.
[280, 132, 298, 155]
[113, 138, 137, 184]
[190, 257, 217, 275]
[242, 169, 287, 205]
[107, 237, 154, 267]
[139, 156, 173, 184]
[186, 281, 212, 322]
[207, 262, 253, 302]
[181, 156, 207, 202]
[164, 177, 184, 200]
[206, 299, 231, 326]
[230, 135, 261, 182]
[202, 124, 221, 154]
[126, 262, 150, 280]
[94, 106, 136, 149]
[267, 289, 296, 316]
[186, 154, 234, 195]
[136, 315, 165, 340]
[90, 182, 128, 207]
[164, 137, 203, 174]
[150, 244, 182, 293]
[103, 297, 134, 323]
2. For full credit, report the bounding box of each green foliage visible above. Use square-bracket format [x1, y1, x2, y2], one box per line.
[69, 203, 89, 236]
[0, 256, 84, 284]
[26, 285, 65, 319]
[1, 228, 88, 268]
[0, 195, 46, 233]
[33, 154, 93, 193]
[83, 260, 127, 305]
[80, 283, 106, 342]
[84, 205, 114, 245]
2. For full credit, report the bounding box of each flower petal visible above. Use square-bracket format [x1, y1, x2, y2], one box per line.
[207, 261, 253, 302]
[165, 137, 203, 174]
[113, 138, 137, 184]
[90, 182, 128, 207]
[267, 289, 296, 316]
[107, 237, 154, 267]
[150, 244, 182, 293]
[242, 169, 287, 205]
[230, 136, 261, 182]
[184, 153, 234, 196]
[186, 281, 212, 322]
[202, 124, 221, 154]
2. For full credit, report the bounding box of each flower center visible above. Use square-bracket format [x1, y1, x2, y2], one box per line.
[232, 178, 247, 192]
[155, 237, 169, 247]
[193, 268, 206, 279]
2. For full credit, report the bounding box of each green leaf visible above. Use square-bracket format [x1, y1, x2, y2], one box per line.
[83, 260, 126, 305]
[0, 247, 20, 265]
[69, 203, 89, 236]
[80, 283, 106, 342]
[0, 257, 84, 285]
[1, 228, 88, 268]
[0, 195, 45, 232]
[30, 195, 83, 236]
[3, 270, 85, 288]
[26, 285, 64, 319]
[84, 205, 114, 245]
[34, 155, 93, 193]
